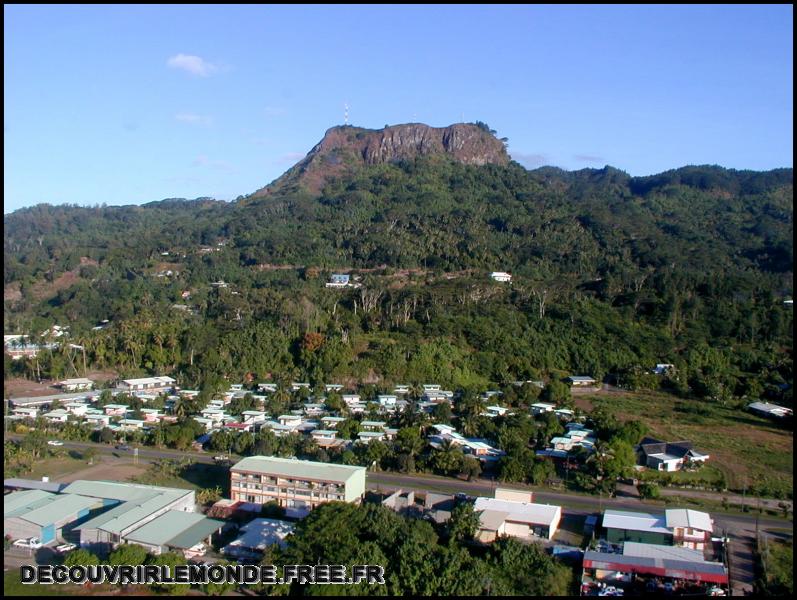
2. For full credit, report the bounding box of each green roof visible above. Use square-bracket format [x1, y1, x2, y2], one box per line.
[123, 511, 219, 547]
[62, 480, 189, 502]
[232, 456, 365, 484]
[67, 481, 193, 535]
[5, 490, 100, 526]
[4, 490, 55, 517]
[165, 516, 225, 549]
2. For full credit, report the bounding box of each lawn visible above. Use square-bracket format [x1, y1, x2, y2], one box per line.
[582, 390, 793, 499]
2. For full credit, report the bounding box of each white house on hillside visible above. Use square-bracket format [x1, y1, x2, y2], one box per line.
[490, 272, 512, 283]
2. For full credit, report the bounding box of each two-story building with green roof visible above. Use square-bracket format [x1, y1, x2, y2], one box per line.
[230, 456, 366, 518]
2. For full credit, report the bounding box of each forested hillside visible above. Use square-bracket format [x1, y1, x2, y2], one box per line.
[3, 136, 793, 409]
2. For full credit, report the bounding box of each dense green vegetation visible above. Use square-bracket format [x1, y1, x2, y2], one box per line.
[257, 501, 575, 595]
[755, 537, 794, 596]
[4, 162, 792, 399]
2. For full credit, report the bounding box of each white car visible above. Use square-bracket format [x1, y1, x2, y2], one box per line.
[13, 537, 43, 549]
[56, 543, 77, 553]
[47, 440, 64, 446]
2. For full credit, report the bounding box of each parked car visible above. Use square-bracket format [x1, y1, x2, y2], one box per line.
[115, 444, 130, 451]
[214, 455, 229, 462]
[47, 440, 64, 446]
[708, 587, 726, 597]
[13, 537, 43, 549]
[56, 543, 77, 553]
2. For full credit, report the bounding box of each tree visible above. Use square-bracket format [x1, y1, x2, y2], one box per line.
[147, 551, 190, 595]
[201, 559, 236, 596]
[64, 548, 100, 567]
[540, 379, 570, 405]
[447, 502, 480, 543]
[461, 456, 482, 481]
[431, 440, 465, 476]
[432, 402, 453, 423]
[108, 543, 148, 566]
[197, 486, 223, 505]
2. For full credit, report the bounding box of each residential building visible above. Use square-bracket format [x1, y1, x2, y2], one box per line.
[117, 376, 176, 392]
[43, 409, 70, 423]
[651, 363, 675, 375]
[489, 272, 512, 282]
[230, 456, 367, 518]
[637, 438, 710, 472]
[747, 401, 793, 420]
[565, 375, 597, 386]
[531, 402, 556, 416]
[602, 509, 673, 545]
[58, 378, 95, 392]
[11, 407, 38, 419]
[474, 496, 561, 542]
[665, 509, 714, 550]
[325, 274, 351, 288]
[357, 431, 386, 444]
[64, 402, 89, 417]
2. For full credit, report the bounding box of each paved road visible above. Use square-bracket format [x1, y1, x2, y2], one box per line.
[7, 435, 793, 595]
[6, 435, 792, 530]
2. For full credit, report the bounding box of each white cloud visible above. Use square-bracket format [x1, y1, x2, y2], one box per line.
[176, 113, 213, 126]
[167, 54, 219, 77]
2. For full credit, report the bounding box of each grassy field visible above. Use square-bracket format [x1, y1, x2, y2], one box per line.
[578, 390, 793, 498]
[24, 454, 97, 481]
[131, 461, 230, 495]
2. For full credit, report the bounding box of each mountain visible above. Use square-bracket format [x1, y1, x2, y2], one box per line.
[252, 122, 510, 197]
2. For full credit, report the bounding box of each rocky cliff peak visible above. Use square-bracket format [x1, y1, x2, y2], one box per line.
[252, 122, 510, 197]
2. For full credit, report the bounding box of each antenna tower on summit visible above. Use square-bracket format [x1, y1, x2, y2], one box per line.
[344, 102, 349, 126]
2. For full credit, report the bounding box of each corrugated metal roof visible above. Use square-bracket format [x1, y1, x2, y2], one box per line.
[4, 489, 55, 516]
[123, 511, 216, 547]
[62, 480, 185, 502]
[222, 518, 295, 553]
[602, 509, 671, 535]
[231, 456, 365, 483]
[583, 550, 728, 583]
[474, 497, 560, 527]
[4, 478, 68, 493]
[665, 509, 713, 533]
[5, 490, 99, 526]
[75, 491, 187, 534]
[622, 541, 706, 562]
[24, 494, 100, 526]
[66, 481, 193, 535]
[167, 516, 225, 549]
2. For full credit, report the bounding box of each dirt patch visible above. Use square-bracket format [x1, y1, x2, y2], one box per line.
[255, 263, 304, 271]
[4, 369, 118, 397]
[4, 377, 59, 397]
[28, 269, 80, 300]
[4, 281, 22, 302]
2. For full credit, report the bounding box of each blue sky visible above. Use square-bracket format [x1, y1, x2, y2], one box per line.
[4, 4, 793, 213]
